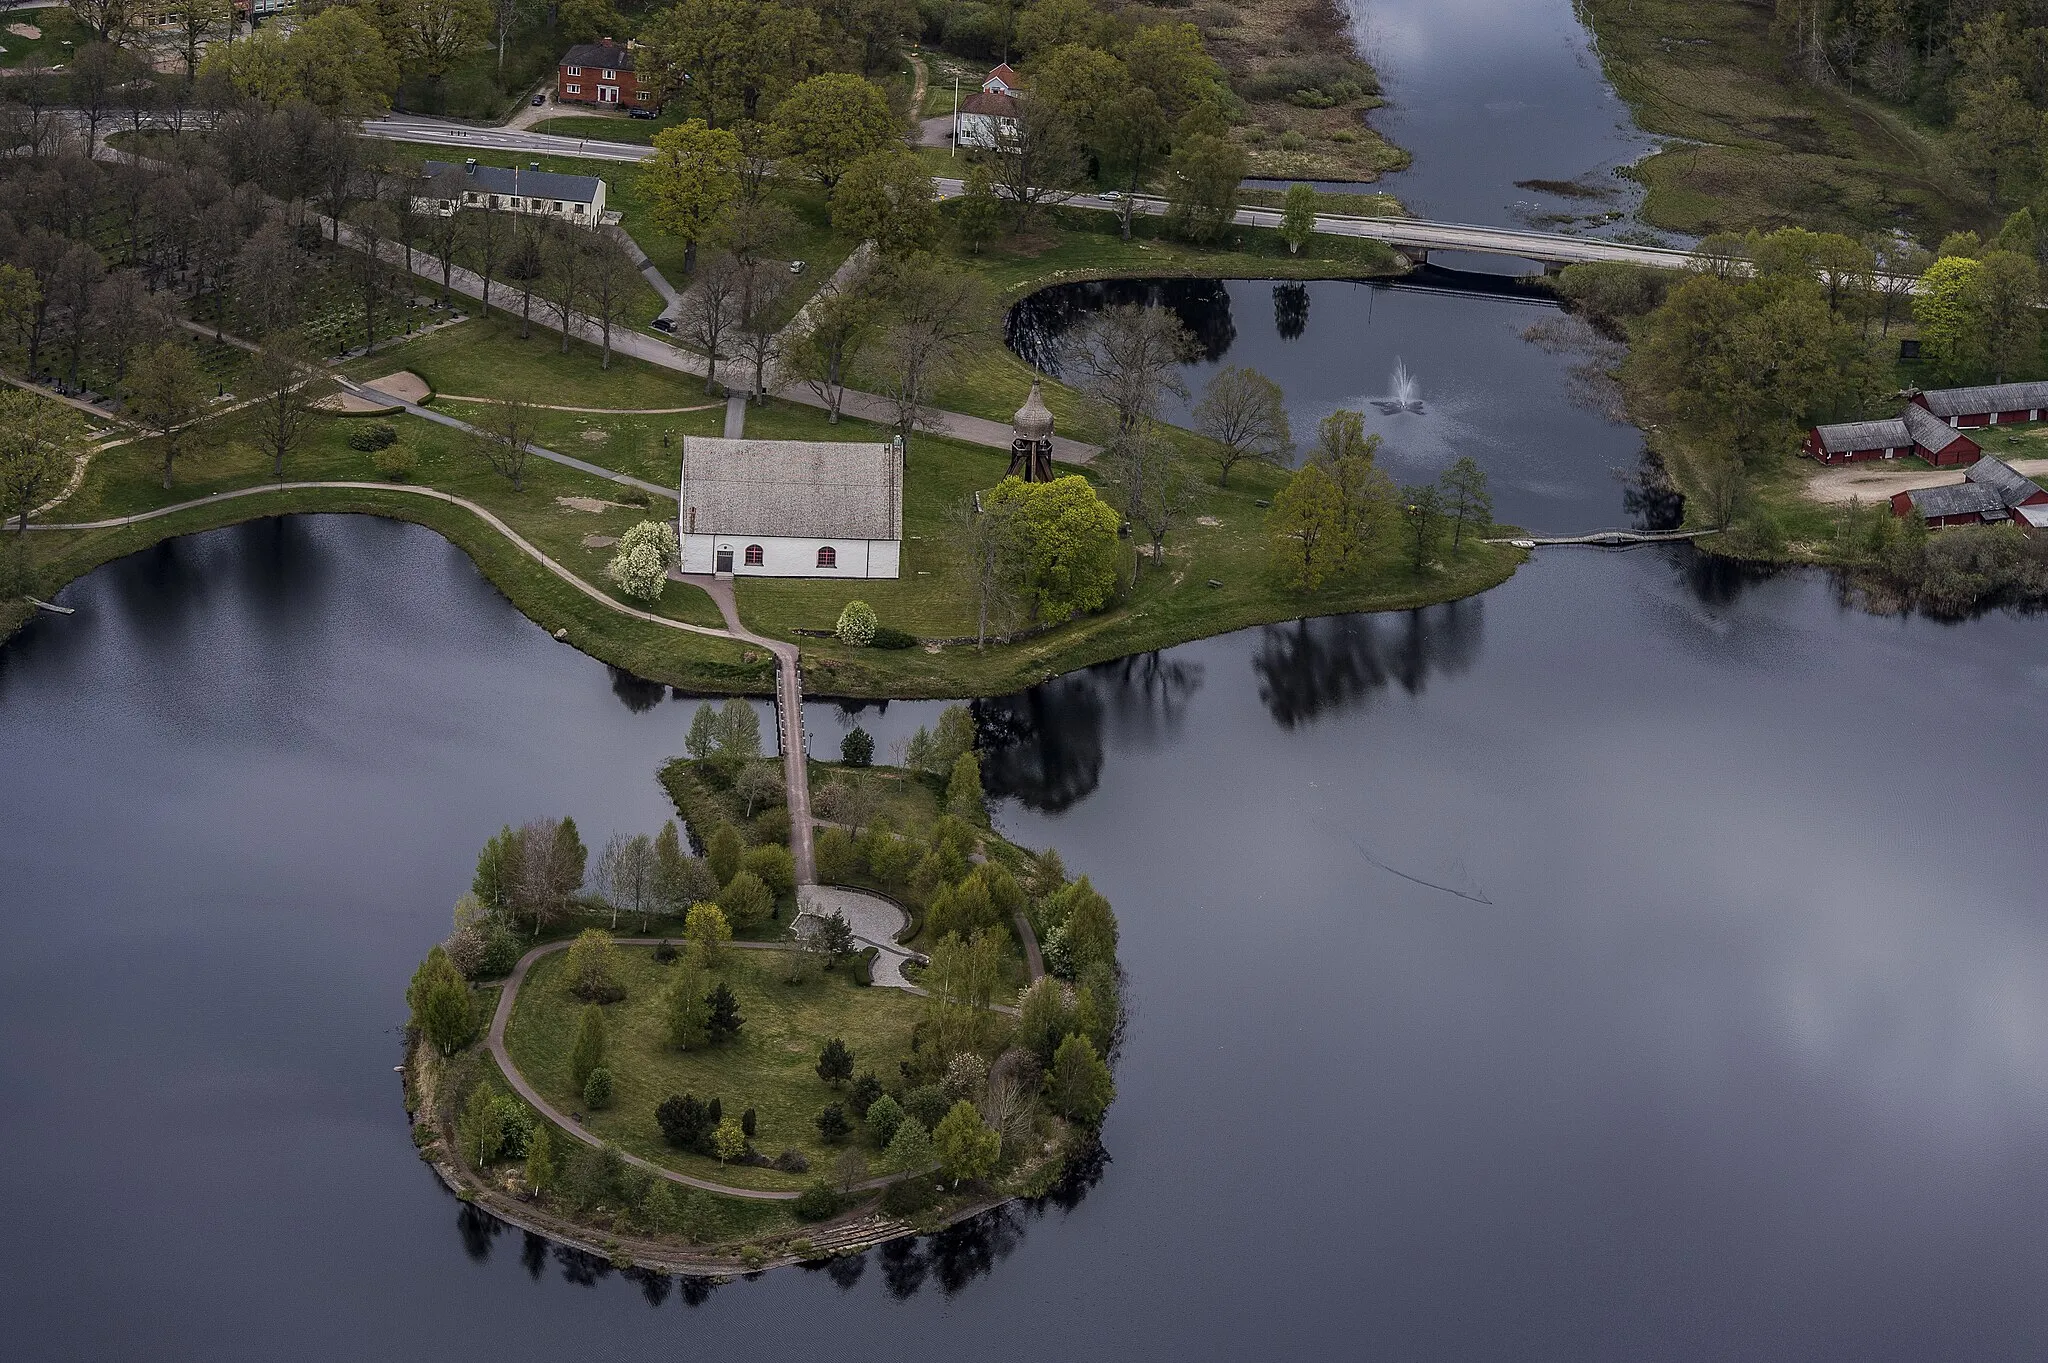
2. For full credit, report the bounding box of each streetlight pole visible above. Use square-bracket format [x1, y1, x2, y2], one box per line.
[951, 75, 959, 158]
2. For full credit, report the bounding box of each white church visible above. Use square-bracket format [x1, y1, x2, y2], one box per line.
[677, 436, 904, 579]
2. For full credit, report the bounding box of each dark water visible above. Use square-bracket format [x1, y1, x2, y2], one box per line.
[1007, 272, 1656, 534]
[12, 517, 2048, 1358]
[1346, 0, 1666, 243]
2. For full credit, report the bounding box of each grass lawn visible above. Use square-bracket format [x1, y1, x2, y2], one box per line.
[1579, 0, 1993, 241]
[504, 946, 923, 1190]
[343, 310, 707, 409]
[531, 113, 680, 144]
[0, 6, 90, 70]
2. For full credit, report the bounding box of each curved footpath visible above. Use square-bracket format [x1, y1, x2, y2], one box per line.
[487, 936, 904, 1200]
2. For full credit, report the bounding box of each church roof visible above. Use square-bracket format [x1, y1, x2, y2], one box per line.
[680, 437, 902, 541]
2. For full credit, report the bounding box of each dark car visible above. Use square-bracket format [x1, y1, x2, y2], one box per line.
[650, 317, 676, 334]
[628, 107, 658, 119]
[532, 93, 546, 106]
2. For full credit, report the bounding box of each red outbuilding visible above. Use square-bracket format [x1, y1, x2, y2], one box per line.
[557, 40, 652, 110]
[1909, 380, 2048, 428]
[1806, 405, 1981, 466]
[1890, 454, 2048, 525]
[1901, 403, 1982, 465]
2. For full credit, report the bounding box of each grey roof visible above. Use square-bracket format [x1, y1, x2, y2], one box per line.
[1916, 381, 2048, 417]
[1908, 481, 2005, 519]
[1903, 402, 1974, 452]
[2018, 503, 2048, 528]
[1013, 379, 1054, 441]
[420, 160, 602, 205]
[680, 437, 903, 540]
[1813, 417, 1908, 453]
[1965, 453, 2045, 507]
[561, 41, 634, 72]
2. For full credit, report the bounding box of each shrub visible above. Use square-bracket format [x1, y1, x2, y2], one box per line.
[849, 945, 876, 986]
[870, 626, 917, 649]
[707, 824, 745, 886]
[816, 827, 859, 884]
[347, 422, 397, 451]
[751, 805, 792, 846]
[741, 844, 796, 900]
[1279, 129, 1308, 150]
[848, 1071, 883, 1117]
[741, 1107, 756, 1138]
[901, 1083, 952, 1133]
[657, 1092, 712, 1149]
[772, 1148, 811, 1173]
[563, 928, 625, 1003]
[835, 599, 878, 645]
[719, 869, 776, 929]
[793, 1178, 843, 1221]
[582, 1066, 614, 1110]
[880, 1175, 938, 1217]
[816, 1103, 852, 1144]
[652, 940, 678, 964]
[371, 443, 415, 481]
[840, 727, 874, 765]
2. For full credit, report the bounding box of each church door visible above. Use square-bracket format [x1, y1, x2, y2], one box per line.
[715, 547, 733, 573]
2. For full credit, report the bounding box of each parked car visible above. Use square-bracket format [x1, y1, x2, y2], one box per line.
[532, 93, 546, 106]
[650, 317, 676, 334]
[628, 107, 657, 119]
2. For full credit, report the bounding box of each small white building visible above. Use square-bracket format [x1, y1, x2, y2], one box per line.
[982, 62, 1021, 95]
[678, 436, 903, 579]
[956, 90, 1020, 151]
[414, 159, 614, 226]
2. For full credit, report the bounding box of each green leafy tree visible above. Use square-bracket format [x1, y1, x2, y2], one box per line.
[605, 520, 679, 602]
[641, 120, 742, 274]
[772, 72, 899, 187]
[582, 1066, 614, 1110]
[1914, 255, 1990, 384]
[686, 702, 720, 761]
[841, 728, 875, 765]
[0, 391, 91, 533]
[1017, 977, 1076, 1063]
[718, 869, 775, 929]
[983, 475, 1122, 623]
[712, 1116, 747, 1165]
[883, 1108, 935, 1172]
[735, 763, 785, 818]
[716, 698, 762, 770]
[685, 900, 733, 964]
[1046, 1032, 1115, 1125]
[640, 0, 824, 125]
[831, 150, 940, 256]
[955, 162, 1005, 254]
[378, 0, 490, 88]
[406, 946, 478, 1055]
[817, 1037, 854, 1086]
[1976, 249, 2040, 382]
[664, 960, 713, 1048]
[933, 1100, 1001, 1186]
[569, 1003, 609, 1092]
[288, 7, 400, 117]
[1058, 877, 1119, 973]
[1995, 208, 2038, 258]
[835, 599, 878, 644]
[459, 1082, 507, 1166]
[1280, 182, 1319, 255]
[706, 981, 745, 1041]
[1438, 456, 1492, 550]
[1269, 461, 1345, 590]
[1164, 132, 1247, 242]
[946, 750, 985, 823]
[865, 1093, 905, 1147]
[524, 1121, 558, 1193]
[741, 843, 795, 897]
[1402, 482, 1445, 570]
[707, 824, 745, 886]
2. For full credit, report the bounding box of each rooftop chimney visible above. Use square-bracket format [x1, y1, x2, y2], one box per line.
[464, 158, 477, 173]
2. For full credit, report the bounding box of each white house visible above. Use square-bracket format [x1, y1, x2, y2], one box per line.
[956, 90, 1020, 151]
[414, 159, 614, 226]
[678, 436, 903, 579]
[982, 62, 1021, 95]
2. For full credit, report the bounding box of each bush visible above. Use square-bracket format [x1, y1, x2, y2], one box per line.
[816, 827, 859, 884]
[740, 844, 796, 899]
[657, 1092, 713, 1149]
[606, 521, 680, 603]
[880, 1175, 938, 1217]
[848, 1071, 883, 1117]
[869, 626, 917, 649]
[864, 1092, 904, 1147]
[751, 805, 792, 846]
[772, 1148, 811, 1173]
[849, 945, 877, 986]
[371, 443, 415, 481]
[901, 1084, 951, 1133]
[793, 1178, 844, 1221]
[564, 928, 625, 1003]
[816, 1103, 852, 1144]
[718, 869, 776, 930]
[582, 1066, 614, 1110]
[841, 727, 874, 765]
[347, 422, 398, 451]
[652, 940, 678, 964]
[835, 599, 878, 645]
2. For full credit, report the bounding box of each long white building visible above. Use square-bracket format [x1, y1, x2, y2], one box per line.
[677, 436, 904, 580]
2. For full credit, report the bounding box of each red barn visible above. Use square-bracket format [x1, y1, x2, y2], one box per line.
[557, 40, 652, 110]
[1804, 417, 1911, 465]
[1890, 455, 2048, 525]
[1902, 403, 1982, 465]
[1910, 380, 2048, 428]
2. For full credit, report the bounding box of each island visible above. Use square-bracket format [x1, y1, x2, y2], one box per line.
[403, 702, 1123, 1271]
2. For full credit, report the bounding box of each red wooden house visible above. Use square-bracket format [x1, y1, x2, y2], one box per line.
[1890, 455, 2048, 526]
[557, 40, 652, 109]
[1909, 380, 2048, 428]
[1805, 405, 1981, 466]
[1902, 403, 1984, 465]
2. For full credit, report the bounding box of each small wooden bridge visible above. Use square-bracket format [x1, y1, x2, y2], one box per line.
[1490, 528, 1721, 548]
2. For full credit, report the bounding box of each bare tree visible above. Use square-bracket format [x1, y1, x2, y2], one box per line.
[68, 42, 126, 151]
[233, 216, 303, 338]
[950, 492, 1024, 647]
[469, 194, 508, 311]
[346, 204, 400, 352]
[90, 269, 167, 389]
[471, 392, 541, 490]
[1192, 365, 1292, 487]
[583, 233, 640, 369]
[679, 251, 744, 393]
[593, 832, 657, 931]
[1064, 301, 1194, 439]
[988, 96, 1083, 232]
[789, 271, 877, 422]
[735, 268, 789, 400]
[540, 220, 589, 355]
[424, 169, 468, 304]
[872, 259, 992, 444]
[249, 335, 332, 480]
[504, 216, 546, 340]
[1099, 420, 1194, 577]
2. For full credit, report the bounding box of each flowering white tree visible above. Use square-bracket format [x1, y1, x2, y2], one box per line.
[605, 520, 679, 601]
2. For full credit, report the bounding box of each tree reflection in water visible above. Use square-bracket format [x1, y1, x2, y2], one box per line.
[607, 666, 667, 714]
[1005, 278, 1238, 372]
[520, 1231, 548, 1280]
[976, 652, 1205, 812]
[1253, 600, 1484, 729]
[1273, 282, 1309, 341]
[457, 1203, 502, 1263]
